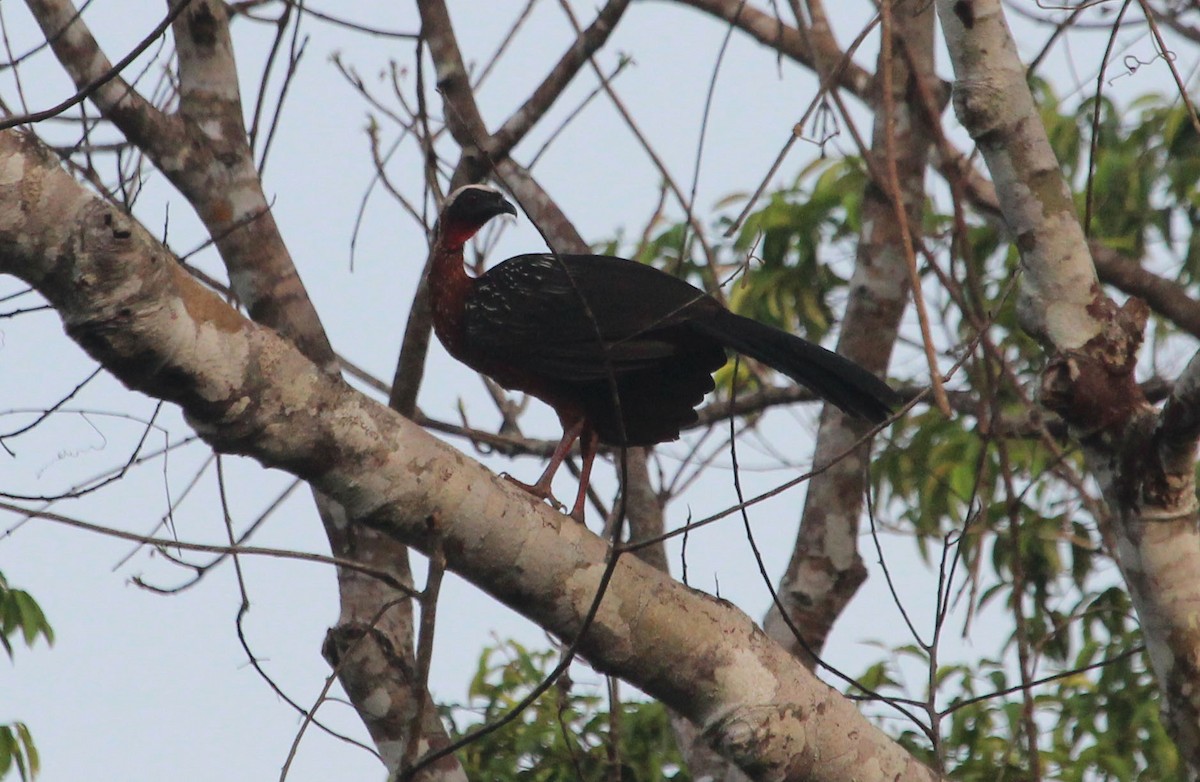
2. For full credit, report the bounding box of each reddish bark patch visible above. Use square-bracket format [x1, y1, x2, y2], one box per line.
[1040, 296, 1149, 431]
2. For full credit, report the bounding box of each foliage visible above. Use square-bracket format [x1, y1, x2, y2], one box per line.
[1032, 79, 1200, 277]
[0, 572, 51, 781]
[442, 641, 689, 782]
[861, 83, 1198, 781]
[722, 158, 867, 342]
[859, 83, 1195, 781]
[1, 573, 53, 660]
[857, 592, 1178, 781]
[0, 726, 38, 782]
[600, 80, 1200, 780]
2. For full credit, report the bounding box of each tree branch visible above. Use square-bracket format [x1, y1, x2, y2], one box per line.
[938, 0, 1101, 352]
[489, 0, 631, 163]
[1091, 243, 1200, 339]
[25, 2, 454, 773]
[11, 0, 187, 131]
[762, 0, 931, 667]
[0, 127, 942, 782]
[669, 0, 875, 99]
[937, 0, 1200, 772]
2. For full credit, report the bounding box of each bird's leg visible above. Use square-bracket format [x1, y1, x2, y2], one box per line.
[504, 416, 585, 510]
[567, 426, 600, 524]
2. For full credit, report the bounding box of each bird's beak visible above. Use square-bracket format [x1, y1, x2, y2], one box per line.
[494, 197, 518, 226]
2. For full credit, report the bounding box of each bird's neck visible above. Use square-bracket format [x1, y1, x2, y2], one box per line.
[428, 235, 474, 358]
[430, 233, 471, 283]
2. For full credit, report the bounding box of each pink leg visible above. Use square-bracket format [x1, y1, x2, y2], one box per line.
[567, 426, 599, 524]
[505, 416, 585, 510]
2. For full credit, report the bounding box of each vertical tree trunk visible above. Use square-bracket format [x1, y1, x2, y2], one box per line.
[764, 0, 935, 665]
[937, 0, 1200, 774]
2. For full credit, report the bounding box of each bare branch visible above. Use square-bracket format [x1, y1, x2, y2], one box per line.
[1092, 243, 1200, 339]
[0, 500, 414, 593]
[672, 0, 876, 99]
[7, 0, 186, 131]
[489, 0, 631, 163]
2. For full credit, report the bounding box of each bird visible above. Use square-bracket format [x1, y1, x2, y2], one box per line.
[427, 183, 899, 522]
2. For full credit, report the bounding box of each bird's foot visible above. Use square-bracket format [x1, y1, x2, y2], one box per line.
[500, 472, 567, 514]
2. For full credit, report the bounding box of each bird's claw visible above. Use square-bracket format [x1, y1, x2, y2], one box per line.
[500, 472, 566, 513]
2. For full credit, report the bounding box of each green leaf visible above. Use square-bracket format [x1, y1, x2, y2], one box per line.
[0, 574, 52, 659]
[0, 722, 40, 782]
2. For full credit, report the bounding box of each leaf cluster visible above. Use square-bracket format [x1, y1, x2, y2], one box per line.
[1, 571, 50, 781]
[441, 640, 688, 782]
[601, 82, 1200, 780]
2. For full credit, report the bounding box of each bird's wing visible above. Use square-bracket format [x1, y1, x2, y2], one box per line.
[463, 254, 718, 381]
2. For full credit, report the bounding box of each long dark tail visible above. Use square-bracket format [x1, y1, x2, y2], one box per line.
[693, 309, 899, 424]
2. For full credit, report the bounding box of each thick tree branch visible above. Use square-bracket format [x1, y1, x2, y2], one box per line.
[31, 0, 334, 362]
[25, 2, 455, 773]
[938, 0, 1101, 352]
[762, 0, 930, 666]
[24, 0, 190, 155]
[417, 0, 490, 187]
[0, 127, 941, 782]
[489, 0, 630, 163]
[920, 141, 1200, 341]
[1091, 243, 1200, 339]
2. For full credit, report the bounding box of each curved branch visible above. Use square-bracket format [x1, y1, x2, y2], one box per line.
[9, 0, 186, 132]
[938, 0, 1100, 351]
[489, 0, 631, 162]
[0, 127, 942, 782]
[668, 0, 876, 99]
[27, 4, 448, 773]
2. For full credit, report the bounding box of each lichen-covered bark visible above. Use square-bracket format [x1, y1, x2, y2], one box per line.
[936, 0, 1099, 352]
[0, 128, 942, 782]
[1081, 357, 1200, 770]
[23, 2, 454, 774]
[938, 0, 1200, 773]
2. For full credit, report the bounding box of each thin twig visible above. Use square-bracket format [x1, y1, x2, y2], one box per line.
[0, 499, 415, 594]
[1, 0, 189, 129]
[880, 0, 949, 415]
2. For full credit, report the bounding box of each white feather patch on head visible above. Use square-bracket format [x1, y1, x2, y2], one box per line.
[442, 183, 503, 211]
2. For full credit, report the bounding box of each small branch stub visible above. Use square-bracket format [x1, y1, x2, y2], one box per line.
[1039, 295, 1149, 433]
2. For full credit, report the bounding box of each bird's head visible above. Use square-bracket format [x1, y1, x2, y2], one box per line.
[435, 184, 518, 249]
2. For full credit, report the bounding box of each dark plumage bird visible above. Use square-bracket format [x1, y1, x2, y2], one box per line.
[428, 184, 898, 522]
